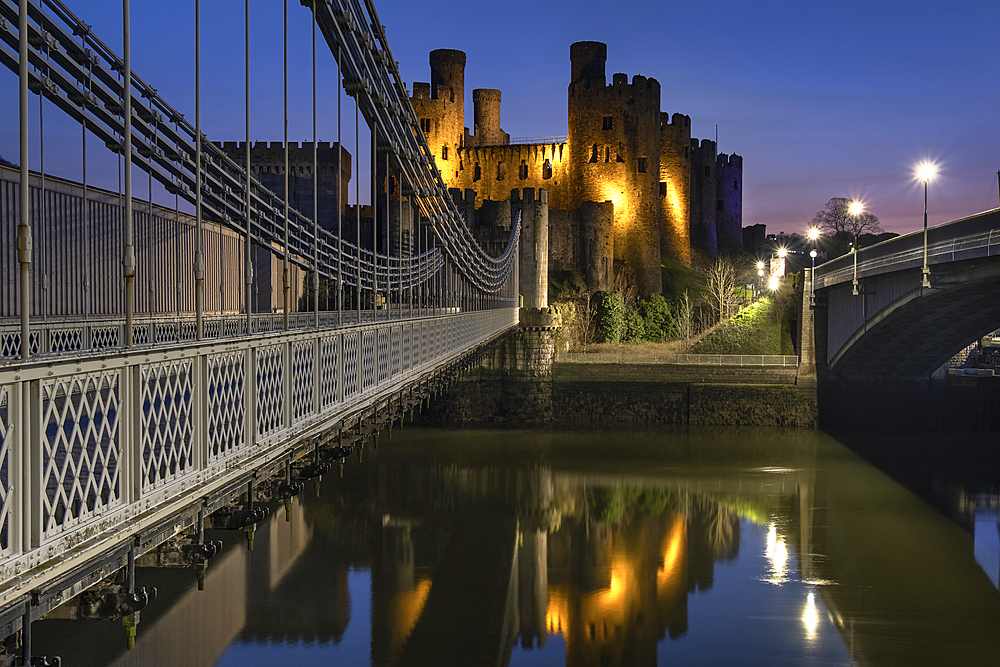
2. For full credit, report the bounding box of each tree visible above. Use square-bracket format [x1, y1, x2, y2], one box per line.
[703, 255, 743, 324]
[810, 197, 883, 242]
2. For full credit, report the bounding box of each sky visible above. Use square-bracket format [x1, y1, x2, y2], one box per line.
[1, 0, 998, 236]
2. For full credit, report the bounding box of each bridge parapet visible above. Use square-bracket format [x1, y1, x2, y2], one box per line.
[815, 209, 1000, 289]
[0, 308, 517, 611]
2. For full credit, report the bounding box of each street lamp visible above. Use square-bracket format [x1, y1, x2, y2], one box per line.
[849, 200, 864, 295]
[809, 249, 818, 307]
[915, 161, 938, 288]
[806, 228, 820, 303]
[756, 261, 765, 300]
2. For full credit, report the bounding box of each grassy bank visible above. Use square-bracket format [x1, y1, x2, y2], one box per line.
[691, 297, 794, 355]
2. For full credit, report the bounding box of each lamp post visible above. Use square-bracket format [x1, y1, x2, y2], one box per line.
[915, 162, 938, 289]
[807, 228, 819, 306]
[848, 200, 864, 295]
[756, 261, 764, 301]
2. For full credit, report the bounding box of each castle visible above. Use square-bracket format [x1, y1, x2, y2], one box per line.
[410, 42, 743, 295]
[218, 41, 743, 297]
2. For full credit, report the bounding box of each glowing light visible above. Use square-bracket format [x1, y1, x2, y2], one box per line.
[848, 200, 865, 217]
[764, 522, 789, 584]
[657, 514, 686, 591]
[802, 591, 819, 640]
[807, 228, 819, 241]
[914, 160, 938, 183]
[810, 249, 818, 259]
[756, 261, 764, 270]
[545, 585, 569, 636]
[777, 247, 787, 258]
[758, 269, 764, 277]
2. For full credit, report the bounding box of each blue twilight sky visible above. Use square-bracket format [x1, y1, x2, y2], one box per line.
[1, 0, 997, 236]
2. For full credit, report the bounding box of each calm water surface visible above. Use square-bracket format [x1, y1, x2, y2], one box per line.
[34, 426, 1000, 666]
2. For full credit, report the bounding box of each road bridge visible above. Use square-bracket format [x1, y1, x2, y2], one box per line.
[0, 0, 540, 661]
[813, 208, 1000, 380]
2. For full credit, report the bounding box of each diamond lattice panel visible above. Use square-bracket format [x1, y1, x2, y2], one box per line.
[140, 360, 194, 492]
[256, 344, 285, 438]
[208, 351, 247, 461]
[0, 386, 12, 555]
[377, 329, 390, 384]
[401, 325, 411, 371]
[92, 326, 121, 350]
[40, 372, 122, 540]
[361, 330, 376, 391]
[391, 326, 401, 378]
[155, 323, 179, 344]
[343, 332, 359, 398]
[291, 340, 315, 423]
[49, 328, 83, 353]
[319, 335, 339, 409]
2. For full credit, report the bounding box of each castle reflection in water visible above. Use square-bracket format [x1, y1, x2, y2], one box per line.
[32, 426, 1000, 667]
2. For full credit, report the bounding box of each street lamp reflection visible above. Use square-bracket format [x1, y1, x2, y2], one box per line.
[764, 522, 789, 584]
[802, 590, 819, 640]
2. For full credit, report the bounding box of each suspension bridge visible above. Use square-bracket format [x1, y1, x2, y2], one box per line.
[0, 0, 531, 661]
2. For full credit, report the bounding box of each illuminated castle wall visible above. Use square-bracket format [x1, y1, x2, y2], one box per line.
[409, 42, 744, 295]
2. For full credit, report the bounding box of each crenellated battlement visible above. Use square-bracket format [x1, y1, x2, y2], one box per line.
[213, 141, 351, 175]
[572, 72, 660, 105]
[717, 153, 743, 169]
[458, 142, 565, 164]
[691, 138, 717, 155]
[412, 82, 431, 100]
[660, 112, 691, 131]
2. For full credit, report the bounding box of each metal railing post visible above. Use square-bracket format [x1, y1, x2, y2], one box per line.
[123, 0, 135, 347]
[17, 0, 31, 360]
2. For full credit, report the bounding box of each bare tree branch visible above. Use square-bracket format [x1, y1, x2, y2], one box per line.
[810, 197, 883, 240]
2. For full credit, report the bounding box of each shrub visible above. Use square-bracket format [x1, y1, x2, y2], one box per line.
[638, 293, 671, 342]
[591, 291, 624, 343]
[621, 306, 645, 342]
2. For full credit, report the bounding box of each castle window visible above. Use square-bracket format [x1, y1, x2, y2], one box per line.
[685, 147, 689, 158]
[542, 159, 553, 180]
[733, 179, 739, 190]
[717, 199, 724, 211]
[604, 146, 610, 163]
[704, 165, 711, 177]
[660, 181, 666, 196]
[602, 116, 614, 131]
[589, 144, 599, 163]
[497, 162, 506, 180]
[419, 118, 431, 133]
[473, 163, 481, 181]
[519, 160, 528, 180]
[441, 146, 448, 160]
[637, 157, 647, 173]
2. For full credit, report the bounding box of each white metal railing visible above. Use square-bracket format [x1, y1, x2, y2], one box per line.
[815, 216, 1000, 290]
[0, 303, 519, 361]
[0, 307, 517, 607]
[560, 352, 799, 367]
[508, 135, 568, 145]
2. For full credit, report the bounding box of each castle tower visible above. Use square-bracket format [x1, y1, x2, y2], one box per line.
[659, 113, 691, 267]
[466, 89, 509, 147]
[568, 41, 662, 295]
[689, 138, 717, 259]
[715, 153, 743, 252]
[411, 49, 466, 179]
[216, 141, 352, 232]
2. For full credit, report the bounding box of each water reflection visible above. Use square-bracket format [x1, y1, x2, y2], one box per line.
[32, 426, 1000, 666]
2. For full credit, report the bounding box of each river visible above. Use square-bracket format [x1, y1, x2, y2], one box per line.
[31, 425, 1000, 666]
